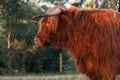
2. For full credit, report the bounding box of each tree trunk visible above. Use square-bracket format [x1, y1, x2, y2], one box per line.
[118, 0, 120, 12]
[21, 52, 26, 73]
[93, 0, 98, 8]
[7, 32, 12, 72]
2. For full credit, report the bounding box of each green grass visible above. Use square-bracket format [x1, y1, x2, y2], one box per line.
[0, 73, 90, 80]
[0, 72, 79, 76]
[0, 73, 120, 80]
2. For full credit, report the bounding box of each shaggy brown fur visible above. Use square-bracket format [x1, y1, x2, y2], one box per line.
[34, 6, 120, 80]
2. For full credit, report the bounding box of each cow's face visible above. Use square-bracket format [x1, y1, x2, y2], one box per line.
[34, 16, 59, 46]
[34, 6, 76, 46]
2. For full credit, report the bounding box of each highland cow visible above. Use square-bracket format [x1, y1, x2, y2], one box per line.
[34, 6, 120, 80]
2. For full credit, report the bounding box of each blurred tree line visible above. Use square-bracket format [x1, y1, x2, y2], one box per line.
[0, 0, 119, 74]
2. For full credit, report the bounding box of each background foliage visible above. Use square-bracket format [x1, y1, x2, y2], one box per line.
[0, 0, 119, 74]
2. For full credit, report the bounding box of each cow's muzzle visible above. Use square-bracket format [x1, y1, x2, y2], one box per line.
[34, 37, 43, 46]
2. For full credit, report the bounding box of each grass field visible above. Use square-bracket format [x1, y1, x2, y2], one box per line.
[0, 74, 120, 80]
[0, 74, 90, 80]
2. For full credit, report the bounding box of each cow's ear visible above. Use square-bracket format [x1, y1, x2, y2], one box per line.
[67, 6, 77, 14]
[59, 14, 72, 26]
[58, 7, 76, 25]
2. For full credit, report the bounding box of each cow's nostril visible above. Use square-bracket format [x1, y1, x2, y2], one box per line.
[34, 38, 37, 42]
[34, 37, 43, 46]
[34, 37, 38, 44]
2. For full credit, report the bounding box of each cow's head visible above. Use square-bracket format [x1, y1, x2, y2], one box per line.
[34, 6, 77, 46]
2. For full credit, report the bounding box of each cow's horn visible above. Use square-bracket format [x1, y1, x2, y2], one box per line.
[32, 8, 62, 18]
[47, 8, 62, 16]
